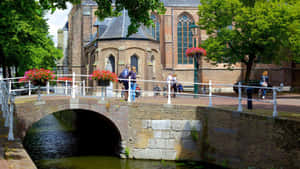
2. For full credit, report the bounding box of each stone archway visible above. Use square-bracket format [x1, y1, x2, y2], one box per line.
[14, 97, 128, 141]
[23, 108, 123, 158]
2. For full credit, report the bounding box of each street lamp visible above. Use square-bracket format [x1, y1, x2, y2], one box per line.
[189, 24, 201, 97]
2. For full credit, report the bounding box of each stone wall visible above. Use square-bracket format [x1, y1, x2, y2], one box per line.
[14, 97, 300, 169]
[126, 103, 300, 169]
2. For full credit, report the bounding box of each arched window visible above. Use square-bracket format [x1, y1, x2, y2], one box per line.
[108, 55, 115, 73]
[151, 14, 160, 41]
[131, 55, 138, 73]
[151, 55, 155, 74]
[177, 14, 194, 64]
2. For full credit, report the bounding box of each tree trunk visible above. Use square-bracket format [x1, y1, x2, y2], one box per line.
[0, 45, 7, 78]
[245, 55, 255, 82]
[8, 67, 12, 78]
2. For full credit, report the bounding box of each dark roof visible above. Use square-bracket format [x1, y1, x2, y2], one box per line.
[97, 10, 155, 41]
[161, 0, 200, 7]
[63, 22, 68, 31]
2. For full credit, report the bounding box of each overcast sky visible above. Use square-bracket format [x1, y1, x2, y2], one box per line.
[45, 3, 72, 46]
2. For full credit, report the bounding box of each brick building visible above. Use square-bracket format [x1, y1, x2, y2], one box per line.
[65, 0, 299, 92]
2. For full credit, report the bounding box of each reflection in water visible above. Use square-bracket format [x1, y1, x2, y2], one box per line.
[37, 156, 180, 169]
[23, 111, 226, 169]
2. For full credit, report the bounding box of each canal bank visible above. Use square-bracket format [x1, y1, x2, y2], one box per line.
[7, 96, 300, 169]
[0, 110, 36, 169]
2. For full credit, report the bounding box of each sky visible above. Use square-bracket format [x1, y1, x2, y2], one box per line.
[45, 3, 72, 46]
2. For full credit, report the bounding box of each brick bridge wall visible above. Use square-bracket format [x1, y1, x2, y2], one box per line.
[14, 96, 300, 169]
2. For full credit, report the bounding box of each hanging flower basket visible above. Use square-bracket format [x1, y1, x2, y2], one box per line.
[32, 79, 47, 86]
[185, 47, 207, 57]
[90, 70, 118, 87]
[20, 68, 55, 86]
[98, 79, 110, 86]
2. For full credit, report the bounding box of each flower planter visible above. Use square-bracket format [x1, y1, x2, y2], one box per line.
[98, 80, 110, 86]
[33, 80, 47, 86]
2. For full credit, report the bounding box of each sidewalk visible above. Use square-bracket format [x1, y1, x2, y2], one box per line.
[0, 112, 10, 169]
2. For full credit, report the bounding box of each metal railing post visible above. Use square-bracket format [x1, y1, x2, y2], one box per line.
[8, 80, 11, 94]
[208, 80, 212, 107]
[128, 76, 131, 103]
[83, 80, 86, 96]
[273, 87, 278, 118]
[65, 80, 68, 95]
[72, 72, 75, 98]
[237, 82, 243, 112]
[47, 81, 50, 95]
[55, 79, 57, 94]
[8, 93, 15, 141]
[28, 81, 31, 96]
[168, 79, 171, 104]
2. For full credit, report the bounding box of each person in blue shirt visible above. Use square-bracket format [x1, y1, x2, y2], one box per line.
[260, 71, 269, 99]
[128, 66, 137, 101]
[119, 64, 130, 100]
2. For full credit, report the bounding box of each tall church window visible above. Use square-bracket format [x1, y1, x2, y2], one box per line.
[108, 55, 115, 73]
[151, 14, 160, 41]
[177, 14, 194, 64]
[131, 55, 138, 73]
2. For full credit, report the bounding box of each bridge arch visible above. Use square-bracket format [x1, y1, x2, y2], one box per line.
[23, 108, 123, 158]
[15, 97, 128, 143]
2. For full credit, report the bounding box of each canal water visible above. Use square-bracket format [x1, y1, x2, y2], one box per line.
[23, 112, 227, 169]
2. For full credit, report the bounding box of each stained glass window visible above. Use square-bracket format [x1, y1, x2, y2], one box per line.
[151, 14, 160, 41]
[177, 15, 194, 64]
[131, 55, 138, 73]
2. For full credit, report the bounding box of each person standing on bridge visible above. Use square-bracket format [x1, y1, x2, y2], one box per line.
[128, 66, 137, 102]
[260, 71, 269, 99]
[119, 64, 130, 101]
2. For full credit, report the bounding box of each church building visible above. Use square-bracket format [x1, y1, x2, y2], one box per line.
[62, 0, 299, 92]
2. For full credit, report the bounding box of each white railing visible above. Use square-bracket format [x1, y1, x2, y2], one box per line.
[0, 73, 283, 118]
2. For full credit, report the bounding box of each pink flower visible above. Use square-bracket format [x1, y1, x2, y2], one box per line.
[186, 47, 207, 57]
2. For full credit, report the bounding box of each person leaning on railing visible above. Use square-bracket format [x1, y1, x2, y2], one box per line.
[128, 66, 137, 101]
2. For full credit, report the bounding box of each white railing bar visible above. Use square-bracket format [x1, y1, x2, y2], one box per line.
[2, 76, 279, 91]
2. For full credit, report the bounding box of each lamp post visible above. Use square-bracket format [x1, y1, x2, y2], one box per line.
[189, 24, 201, 97]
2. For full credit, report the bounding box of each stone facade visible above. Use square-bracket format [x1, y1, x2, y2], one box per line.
[65, 0, 298, 91]
[15, 97, 300, 169]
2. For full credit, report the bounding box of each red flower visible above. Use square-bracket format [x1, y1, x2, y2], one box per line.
[58, 77, 73, 81]
[20, 68, 55, 82]
[90, 70, 118, 82]
[185, 47, 207, 57]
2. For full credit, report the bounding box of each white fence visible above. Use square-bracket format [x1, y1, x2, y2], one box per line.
[0, 73, 283, 118]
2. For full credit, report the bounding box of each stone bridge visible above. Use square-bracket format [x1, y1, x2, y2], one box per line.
[14, 96, 300, 169]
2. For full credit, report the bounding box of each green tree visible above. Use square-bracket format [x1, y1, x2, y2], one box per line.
[0, 0, 165, 77]
[198, 0, 300, 81]
[0, 0, 62, 77]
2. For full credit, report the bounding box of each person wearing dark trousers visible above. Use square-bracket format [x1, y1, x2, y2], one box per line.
[260, 71, 269, 99]
[119, 64, 130, 100]
[128, 66, 137, 101]
[171, 74, 177, 97]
